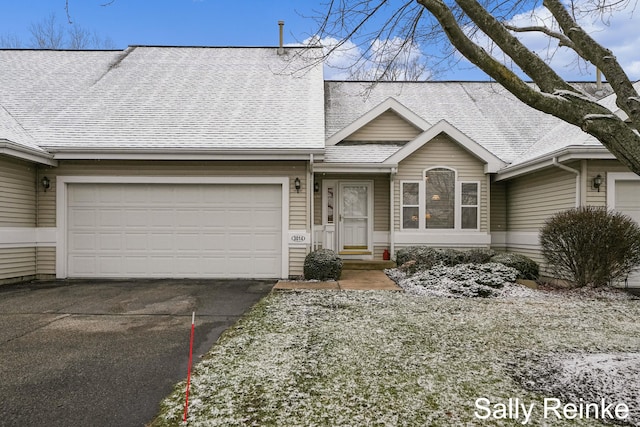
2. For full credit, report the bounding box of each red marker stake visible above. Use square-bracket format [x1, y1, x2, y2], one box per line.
[183, 312, 195, 423]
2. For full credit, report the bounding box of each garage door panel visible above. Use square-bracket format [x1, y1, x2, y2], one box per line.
[70, 186, 99, 203]
[614, 179, 640, 287]
[69, 209, 96, 227]
[100, 233, 123, 250]
[67, 183, 282, 278]
[69, 256, 96, 274]
[99, 210, 124, 227]
[69, 233, 96, 251]
[147, 233, 175, 250]
[254, 234, 282, 251]
[253, 210, 282, 228]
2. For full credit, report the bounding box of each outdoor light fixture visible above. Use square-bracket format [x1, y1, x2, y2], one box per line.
[294, 177, 301, 193]
[314, 182, 320, 193]
[41, 176, 50, 192]
[593, 174, 603, 192]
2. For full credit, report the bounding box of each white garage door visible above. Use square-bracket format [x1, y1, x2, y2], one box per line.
[67, 183, 282, 278]
[615, 180, 640, 287]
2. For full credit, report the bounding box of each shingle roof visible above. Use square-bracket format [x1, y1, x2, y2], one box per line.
[0, 105, 42, 152]
[324, 144, 403, 163]
[324, 81, 592, 164]
[0, 47, 325, 153]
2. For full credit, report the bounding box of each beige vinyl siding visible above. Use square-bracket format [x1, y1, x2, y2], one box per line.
[289, 247, 306, 278]
[36, 247, 56, 276]
[0, 157, 38, 282]
[0, 247, 36, 281]
[344, 110, 421, 142]
[490, 180, 507, 233]
[506, 166, 577, 231]
[585, 159, 634, 207]
[0, 157, 36, 227]
[41, 160, 309, 276]
[394, 134, 488, 232]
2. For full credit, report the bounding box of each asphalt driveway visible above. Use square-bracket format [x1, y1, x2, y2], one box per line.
[0, 279, 274, 427]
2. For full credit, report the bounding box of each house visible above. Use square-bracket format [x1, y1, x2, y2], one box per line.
[1, 46, 638, 285]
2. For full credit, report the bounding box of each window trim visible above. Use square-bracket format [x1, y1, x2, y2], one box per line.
[401, 180, 421, 230]
[399, 168, 481, 231]
[460, 181, 480, 231]
[424, 167, 456, 230]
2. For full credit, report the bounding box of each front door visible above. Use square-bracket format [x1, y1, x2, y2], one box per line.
[338, 182, 372, 255]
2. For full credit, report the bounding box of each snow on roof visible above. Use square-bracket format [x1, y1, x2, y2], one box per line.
[325, 81, 582, 164]
[324, 144, 403, 163]
[0, 47, 325, 153]
[0, 50, 121, 133]
[507, 120, 602, 167]
[0, 105, 43, 153]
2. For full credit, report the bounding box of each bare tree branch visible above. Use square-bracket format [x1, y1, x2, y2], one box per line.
[544, 0, 640, 127]
[503, 24, 575, 49]
[314, 0, 640, 174]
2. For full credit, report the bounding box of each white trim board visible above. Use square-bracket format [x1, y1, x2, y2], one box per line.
[0, 227, 56, 249]
[395, 231, 492, 247]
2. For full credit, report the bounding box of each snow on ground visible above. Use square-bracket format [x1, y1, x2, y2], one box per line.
[152, 275, 640, 427]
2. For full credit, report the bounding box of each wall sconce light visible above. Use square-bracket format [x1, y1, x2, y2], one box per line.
[593, 174, 602, 192]
[294, 177, 301, 193]
[314, 182, 320, 193]
[41, 176, 51, 192]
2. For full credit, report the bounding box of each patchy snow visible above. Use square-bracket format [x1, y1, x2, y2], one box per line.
[152, 283, 640, 426]
[512, 352, 640, 426]
[387, 264, 541, 299]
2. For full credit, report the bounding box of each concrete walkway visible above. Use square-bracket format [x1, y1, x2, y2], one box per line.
[273, 269, 402, 291]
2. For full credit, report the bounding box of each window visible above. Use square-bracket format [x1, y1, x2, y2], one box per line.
[402, 182, 419, 229]
[400, 168, 480, 231]
[425, 168, 455, 229]
[461, 182, 479, 229]
[327, 187, 334, 223]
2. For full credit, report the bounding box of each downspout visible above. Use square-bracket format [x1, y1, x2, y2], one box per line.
[552, 157, 581, 207]
[309, 154, 315, 251]
[390, 167, 397, 259]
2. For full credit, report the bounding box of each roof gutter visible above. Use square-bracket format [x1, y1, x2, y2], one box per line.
[49, 148, 325, 162]
[495, 146, 614, 182]
[314, 162, 397, 174]
[0, 140, 58, 166]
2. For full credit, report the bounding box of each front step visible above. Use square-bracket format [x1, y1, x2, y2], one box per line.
[342, 260, 396, 270]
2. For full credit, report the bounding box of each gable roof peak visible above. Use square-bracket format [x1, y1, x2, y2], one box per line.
[326, 97, 431, 146]
[385, 119, 506, 173]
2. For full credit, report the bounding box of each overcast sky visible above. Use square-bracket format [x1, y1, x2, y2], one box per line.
[1, 0, 639, 81]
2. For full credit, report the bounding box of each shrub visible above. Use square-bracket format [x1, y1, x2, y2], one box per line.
[463, 248, 497, 264]
[396, 246, 439, 268]
[540, 206, 640, 287]
[404, 263, 518, 298]
[490, 253, 539, 281]
[396, 246, 499, 274]
[396, 246, 468, 270]
[303, 249, 343, 281]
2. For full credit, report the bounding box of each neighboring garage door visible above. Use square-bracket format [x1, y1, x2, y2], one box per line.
[67, 183, 282, 278]
[614, 179, 640, 287]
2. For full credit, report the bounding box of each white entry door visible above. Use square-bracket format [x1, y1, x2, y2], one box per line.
[338, 182, 372, 254]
